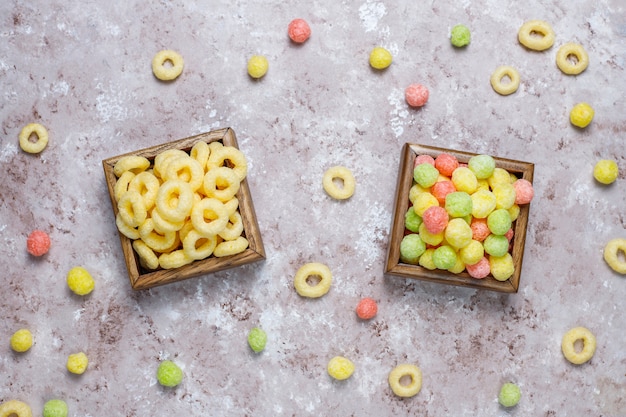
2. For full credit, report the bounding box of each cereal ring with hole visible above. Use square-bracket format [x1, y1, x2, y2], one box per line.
[164, 155, 204, 191]
[213, 236, 249, 257]
[159, 249, 194, 269]
[323, 166, 355, 200]
[152, 49, 184, 81]
[388, 364, 423, 398]
[155, 180, 194, 223]
[603, 238, 626, 274]
[218, 211, 244, 241]
[132, 239, 160, 270]
[207, 146, 248, 181]
[151, 207, 184, 233]
[114, 171, 136, 202]
[118, 190, 148, 228]
[178, 219, 195, 242]
[139, 219, 177, 252]
[128, 171, 160, 211]
[556, 43, 589, 75]
[518, 20, 555, 51]
[113, 155, 151, 177]
[19, 123, 49, 154]
[183, 230, 218, 260]
[0, 399, 33, 417]
[153, 149, 187, 179]
[191, 198, 229, 237]
[561, 327, 596, 364]
[293, 262, 332, 298]
[490, 66, 520, 95]
[190, 140, 210, 170]
[223, 197, 239, 216]
[203, 166, 241, 202]
[115, 212, 140, 240]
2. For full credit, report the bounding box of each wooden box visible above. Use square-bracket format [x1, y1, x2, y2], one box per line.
[385, 143, 534, 293]
[102, 128, 265, 290]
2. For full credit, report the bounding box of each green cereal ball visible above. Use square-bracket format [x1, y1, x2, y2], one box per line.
[400, 234, 426, 264]
[247, 327, 267, 353]
[492, 182, 517, 210]
[445, 191, 473, 217]
[490, 253, 515, 281]
[418, 248, 437, 270]
[405, 208, 423, 233]
[413, 163, 440, 188]
[444, 218, 473, 249]
[471, 189, 497, 219]
[451, 167, 478, 194]
[43, 399, 68, 417]
[487, 209, 512, 235]
[459, 239, 485, 265]
[468, 154, 496, 179]
[483, 234, 510, 257]
[432, 245, 458, 270]
[498, 382, 521, 407]
[450, 24, 471, 47]
[157, 360, 183, 387]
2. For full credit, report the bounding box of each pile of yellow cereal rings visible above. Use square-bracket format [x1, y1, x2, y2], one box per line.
[113, 140, 249, 270]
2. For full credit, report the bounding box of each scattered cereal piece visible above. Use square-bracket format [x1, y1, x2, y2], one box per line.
[450, 24, 471, 47]
[369, 46, 392, 70]
[26, 230, 50, 256]
[498, 382, 521, 407]
[294, 262, 333, 298]
[388, 364, 422, 397]
[593, 160, 619, 185]
[561, 327, 596, 364]
[19, 123, 49, 154]
[43, 399, 68, 417]
[10, 329, 33, 353]
[157, 360, 183, 387]
[327, 356, 355, 380]
[518, 20, 554, 51]
[152, 50, 184, 81]
[405, 84, 429, 107]
[556, 43, 589, 75]
[323, 166, 356, 200]
[356, 297, 378, 320]
[0, 399, 32, 417]
[66, 352, 88, 375]
[66, 266, 95, 296]
[570, 102, 594, 128]
[490, 65, 520, 96]
[513, 178, 535, 204]
[247, 55, 269, 79]
[400, 234, 426, 264]
[288, 18, 311, 43]
[603, 238, 626, 274]
[247, 327, 267, 353]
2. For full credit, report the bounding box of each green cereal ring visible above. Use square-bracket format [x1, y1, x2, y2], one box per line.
[400, 234, 426, 264]
[405, 208, 423, 233]
[498, 382, 521, 407]
[413, 163, 440, 188]
[468, 154, 496, 179]
[489, 253, 515, 281]
[450, 24, 471, 47]
[247, 327, 267, 353]
[445, 191, 473, 217]
[43, 399, 68, 417]
[432, 245, 458, 270]
[483, 234, 510, 257]
[487, 209, 512, 235]
[157, 360, 183, 387]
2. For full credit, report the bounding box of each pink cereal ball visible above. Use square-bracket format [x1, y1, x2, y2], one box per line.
[435, 153, 459, 177]
[356, 297, 378, 320]
[422, 206, 449, 234]
[414, 154, 435, 168]
[513, 179, 534, 204]
[466, 256, 490, 279]
[431, 180, 457, 205]
[288, 18, 311, 43]
[27, 230, 51, 256]
[505, 228, 514, 241]
[470, 218, 490, 242]
[405, 84, 429, 107]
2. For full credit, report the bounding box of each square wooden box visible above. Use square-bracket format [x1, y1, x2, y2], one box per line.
[385, 143, 534, 293]
[102, 128, 265, 290]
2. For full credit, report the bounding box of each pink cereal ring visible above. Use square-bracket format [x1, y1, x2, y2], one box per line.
[356, 297, 378, 320]
[414, 154, 435, 168]
[422, 206, 449, 234]
[405, 84, 429, 107]
[466, 256, 490, 279]
[470, 218, 491, 242]
[288, 18, 311, 43]
[434, 153, 459, 177]
[513, 179, 534, 204]
[27, 230, 51, 256]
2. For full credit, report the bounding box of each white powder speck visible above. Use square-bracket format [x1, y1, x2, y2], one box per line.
[387, 88, 409, 137]
[358, 1, 386, 33]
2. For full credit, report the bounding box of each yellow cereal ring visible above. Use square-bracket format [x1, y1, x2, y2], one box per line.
[518, 20, 555, 51]
[155, 180, 194, 223]
[203, 167, 241, 202]
[323, 166, 356, 200]
[153, 149, 187, 179]
[191, 198, 229, 237]
[118, 190, 148, 228]
[0, 399, 33, 417]
[164, 155, 204, 191]
[19, 123, 49, 154]
[207, 146, 248, 181]
[223, 197, 240, 216]
[159, 249, 194, 269]
[114, 171, 136, 202]
[151, 207, 184, 233]
[556, 43, 589, 75]
[183, 230, 218, 260]
[128, 171, 160, 210]
[139, 219, 177, 252]
[178, 219, 195, 242]
[190, 140, 210, 170]
[152, 49, 184, 81]
[213, 236, 249, 257]
[293, 262, 332, 298]
[218, 211, 244, 241]
[113, 155, 151, 177]
[561, 327, 596, 364]
[603, 238, 626, 274]
[388, 364, 423, 398]
[490, 65, 520, 95]
[208, 140, 224, 154]
[115, 212, 140, 240]
[132, 239, 160, 270]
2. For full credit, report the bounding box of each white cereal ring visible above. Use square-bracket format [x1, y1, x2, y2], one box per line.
[218, 211, 244, 241]
[490, 66, 520, 95]
[190, 140, 210, 170]
[164, 155, 204, 191]
[182, 229, 218, 260]
[19, 123, 49, 154]
[151, 207, 184, 233]
[159, 249, 194, 269]
[190, 198, 229, 237]
[203, 166, 241, 202]
[138, 218, 178, 252]
[603, 238, 626, 274]
[556, 43, 589, 75]
[293, 262, 333, 298]
[561, 327, 596, 364]
[132, 239, 160, 270]
[115, 212, 140, 240]
[207, 146, 248, 181]
[114, 171, 136, 202]
[155, 180, 194, 223]
[118, 190, 148, 228]
[388, 364, 423, 397]
[113, 155, 151, 177]
[153, 149, 188, 179]
[128, 171, 160, 210]
[213, 236, 249, 257]
[323, 166, 356, 200]
[152, 49, 184, 81]
[518, 20, 555, 51]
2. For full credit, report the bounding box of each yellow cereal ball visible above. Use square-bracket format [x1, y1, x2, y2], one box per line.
[369, 46, 392, 70]
[66, 352, 89, 374]
[418, 248, 437, 270]
[593, 159, 619, 185]
[327, 356, 355, 380]
[247, 55, 269, 79]
[459, 239, 484, 265]
[409, 183, 427, 203]
[476, 179, 490, 192]
[451, 167, 478, 194]
[10, 329, 33, 352]
[508, 204, 521, 222]
[444, 218, 473, 249]
[471, 189, 497, 219]
[487, 167, 512, 189]
[492, 182, 517, 210]
[570, 102, 594, 128]
[412, 192, 439, 217]
[447, 256, 466, 274]
[66, 266, 95, 296]
[419, 222, 444, 246]
[489, 253, 515, 281]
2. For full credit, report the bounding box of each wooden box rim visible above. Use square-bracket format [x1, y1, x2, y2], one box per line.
[385, 143, 534, 293]
[102, 127, 265, 290]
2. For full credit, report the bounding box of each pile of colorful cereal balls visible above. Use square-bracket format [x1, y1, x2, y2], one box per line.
[401, 152, 534, 281]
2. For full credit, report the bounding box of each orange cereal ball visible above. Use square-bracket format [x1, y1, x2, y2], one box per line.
[405, 84, 429, 107]
[513, 179, 535, 204]
[288, 18, 311, 43]
[431, 180, 456, 205]
[434, 153, 459, 176]
[356, 297, 378, 320]
[26, 230, 51, 256]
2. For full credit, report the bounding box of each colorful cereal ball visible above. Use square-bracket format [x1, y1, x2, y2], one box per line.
[468, 154, 496, 179]
[419, 222, 444, 246]
[288, 18, 311, 43]
[444, 218, 473, 249]
[434, 153, 459, 177]
[459, 239, 484, 265]
[418, 248, 437, 270]
[450, 24, 471, 47]
[327, 356, 355, 380]
[489, 253, 515, 281]
[247, 55, 269, 79]
[369, 46, 392, 70]
[414, 163, 440, 188]
[26, 230, 50, 256]
[356, 297, 378, 320]
[492, 182, 517, 210]
[487, 209, 512, 235]
[247, 327, 267, 353]
[451, 167, 478, 194]
[157, 360, 183, 387]
[445, 191, 473, 218]
[432, 245, 458, 269]
[412, 192, 439, 216]
[513, 178, 535, 204]
[66, 266, 95, 296]
[422, 206, 449, 234]
[483, 234, 510, 257]
[498, 382, 521, 407]
[466, 256, 490, 279]
[593, 159, 619, 185]
[10, 329, 33, 352]
[405, 84, 429, 107]
[404, 207, 423, 232]
[570, 102, 594, 128]
[431, 180, 456, 204]
[471, 189, 497, 218]
[66, 352, 88, 375]
[43, 399, 68, 417]
[400, 234, 426, 264]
